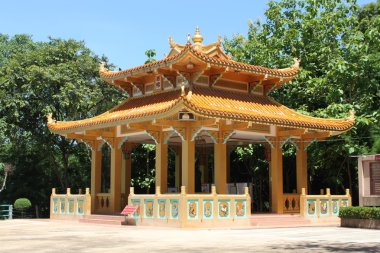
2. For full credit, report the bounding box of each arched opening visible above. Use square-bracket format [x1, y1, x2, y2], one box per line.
[131, 144, 156, 194]
[230, 143, 269, 212]
[282, 142, 297, 193]
[100, 144, 111, 193]
[194, 133, 214, 193]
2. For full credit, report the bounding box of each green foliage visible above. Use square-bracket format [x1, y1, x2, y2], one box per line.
[144, 49, 156, 64]
[339, 206, 380, 220]
[14, 198, 32, 211]
[224, 0, 380, 198]
[0, 34, 126, 215]
[231, 144, 270, 211]
[131, 144, 156, 193]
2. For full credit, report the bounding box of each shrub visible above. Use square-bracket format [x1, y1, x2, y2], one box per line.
[339, 206, 380, 220]
[14, 198, 32, 211]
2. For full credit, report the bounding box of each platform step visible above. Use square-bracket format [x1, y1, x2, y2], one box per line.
[250, 214, 312, 228]
[79, 214, 125, 225]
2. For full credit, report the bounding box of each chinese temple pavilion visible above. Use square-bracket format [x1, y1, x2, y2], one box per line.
[48, 28, 354, 226]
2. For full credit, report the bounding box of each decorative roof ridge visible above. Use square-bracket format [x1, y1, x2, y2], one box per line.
[266, 96, 355, 124]
[47, 93, 186, 133]
[100, 44, 299, 80]
[109, 87, 184, 113]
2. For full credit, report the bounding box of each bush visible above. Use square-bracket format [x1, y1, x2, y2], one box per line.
[14, 198, 32, 211]
[339, 206, 380, 220]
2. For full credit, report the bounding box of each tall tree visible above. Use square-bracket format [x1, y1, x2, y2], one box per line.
[0, 35, 125, 212]
[224, 0, 380, 199]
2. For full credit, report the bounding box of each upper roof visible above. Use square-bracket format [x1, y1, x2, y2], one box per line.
[99, 44, 299, 81]
[98, 27, 300, 95]
[48, 86, 354, 134]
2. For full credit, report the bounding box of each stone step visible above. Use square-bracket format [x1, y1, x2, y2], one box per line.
[79, 214, 126, 226]
[79, 218, 122, 226]
[82, 214, 125, 221]
[249, 214, 312, 228]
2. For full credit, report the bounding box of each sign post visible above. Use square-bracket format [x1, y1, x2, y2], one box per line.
[120, 205, 138, 225]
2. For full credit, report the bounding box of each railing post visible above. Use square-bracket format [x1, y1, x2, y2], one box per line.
[180, 186, 187, 228]
[346, 189, 352, 206]
[52, 188, 56, 196]
[211, 185, 216, 195]
[156, 186, 161, 195]
[300, 187, 306, 217]
[67, 188, 71, 195]
[181, 186, 186, 195]
[85, 187, 91, 215]
[128, 187, 134, 207]
[245, 186, 251, 216]
[8, 205, 13, 220]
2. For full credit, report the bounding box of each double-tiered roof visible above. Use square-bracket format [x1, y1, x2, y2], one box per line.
[48, 28, 354, 138]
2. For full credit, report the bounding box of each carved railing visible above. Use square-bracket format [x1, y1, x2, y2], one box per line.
[300, 188, 351, 218]
[50, 188, 91, 219]
[128, 185, 251, 228]
[283, 193, 300, 213]
[95, 193, 111, 213]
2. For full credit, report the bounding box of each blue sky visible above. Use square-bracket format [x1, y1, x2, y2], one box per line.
[0, 0, 374, 69]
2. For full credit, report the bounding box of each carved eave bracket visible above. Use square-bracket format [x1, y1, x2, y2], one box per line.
[280, 136, 299, 151]
[222, 130, 236, 144]
[146, 130, 160, 144]
[98, 136, 115, 150]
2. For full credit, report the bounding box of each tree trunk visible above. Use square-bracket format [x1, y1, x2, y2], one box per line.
[0, 171, 8, 192]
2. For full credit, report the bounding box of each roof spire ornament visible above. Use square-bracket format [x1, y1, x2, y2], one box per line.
[169, 36, 176, 48]
[192, 26, 204, 44]
[216, 35, 222, 46]
[99, 61, 107, 72]
[187, 34, 191, 45]
[47, 113, 55, 124]
[348, 110, 355, 121]
[291, 58, 301, 69]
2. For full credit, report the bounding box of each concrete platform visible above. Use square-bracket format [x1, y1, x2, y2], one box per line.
[78, 213, 339, 228]
[0, 219, 379, 253]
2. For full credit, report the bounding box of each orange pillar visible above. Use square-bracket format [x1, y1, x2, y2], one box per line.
[90, 147, 101, 213]
[296, 141, 308, 194]
[156, 139, 168, 193]
[214, 140, 227, 194]
[110, 146, 122, 212]
[121, 142, 132, 205]
[182, 129, 195, 193]
[270, 139, 284, 213]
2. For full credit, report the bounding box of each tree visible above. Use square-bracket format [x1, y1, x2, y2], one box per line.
[0, 35, 125, 214]
[144, 49, 156, 64]
[224, 0, 380, 200]
[0, 163, 13, 193]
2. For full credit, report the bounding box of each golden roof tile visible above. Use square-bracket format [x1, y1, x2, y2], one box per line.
[48, 87, 354, 134]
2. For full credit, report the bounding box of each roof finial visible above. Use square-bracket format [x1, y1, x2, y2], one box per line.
[99, 61, 107, 72]
[292, 58, 301, 69]
[216, 35, 222, 46]
[47, 113, 54, 124]
[169, 36, 176, 48]
[187, 33, 191, 44]
[348, 110, 355, 121]
[192, 26, 204, 44]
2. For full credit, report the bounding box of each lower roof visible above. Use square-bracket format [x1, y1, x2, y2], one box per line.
[47, 86, 354, 134]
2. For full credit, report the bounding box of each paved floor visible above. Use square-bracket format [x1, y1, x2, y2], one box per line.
[0, 219, 379, 253]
